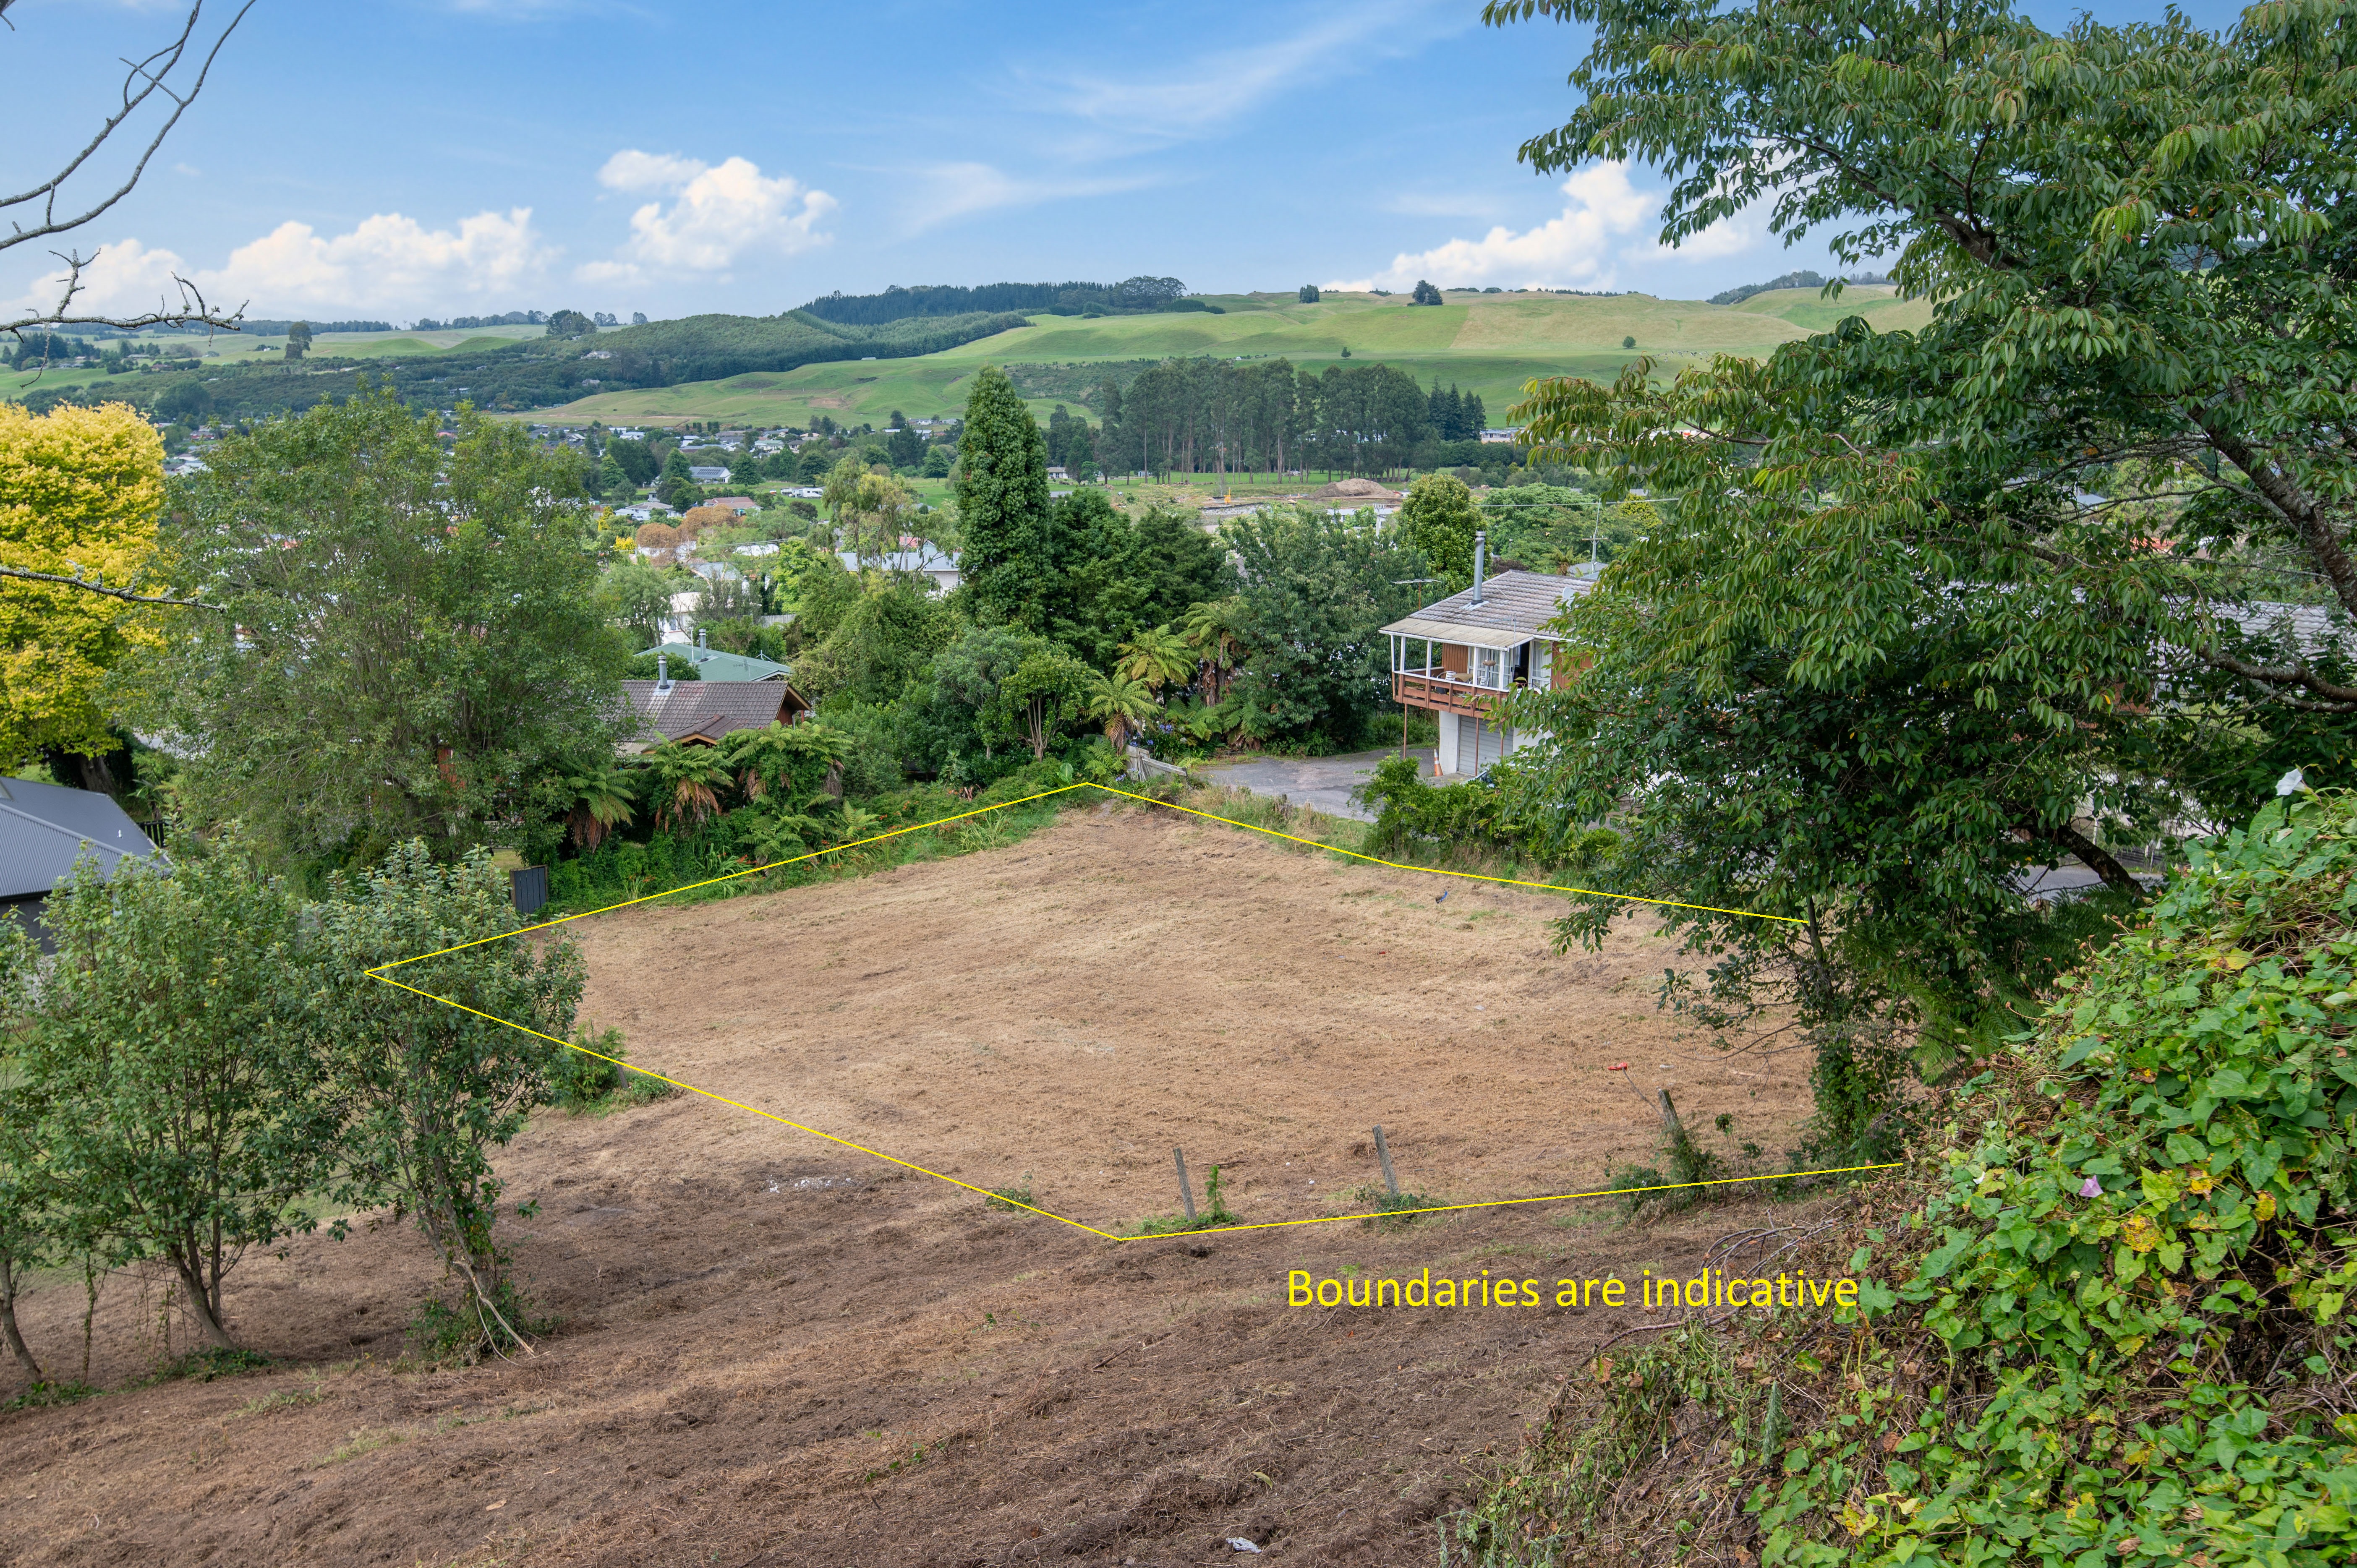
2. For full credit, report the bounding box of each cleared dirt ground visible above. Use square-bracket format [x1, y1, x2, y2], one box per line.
[0, 803, 1819, 1567]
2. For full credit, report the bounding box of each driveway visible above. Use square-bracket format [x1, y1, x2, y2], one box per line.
[1193, 746, 1433, 822]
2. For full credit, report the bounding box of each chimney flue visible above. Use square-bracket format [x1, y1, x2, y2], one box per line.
[1472, 530, 1487, 603]
[656, 651, 671, 692]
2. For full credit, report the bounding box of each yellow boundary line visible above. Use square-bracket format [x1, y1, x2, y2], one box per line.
[366, 781, 1868, 1243]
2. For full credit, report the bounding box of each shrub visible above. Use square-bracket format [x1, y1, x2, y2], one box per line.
[1456, 788, 2357, 1565]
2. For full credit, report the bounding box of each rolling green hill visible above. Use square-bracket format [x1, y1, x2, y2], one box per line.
[529, 286, 1933, 427]
[2, 286, 1933, 429]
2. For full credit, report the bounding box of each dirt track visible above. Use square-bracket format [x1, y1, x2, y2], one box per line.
[0, 804, 1819, 1567]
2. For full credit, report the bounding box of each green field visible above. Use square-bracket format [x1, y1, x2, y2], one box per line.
[529, 287, 1932, 427]
[0, 324, 544, 404]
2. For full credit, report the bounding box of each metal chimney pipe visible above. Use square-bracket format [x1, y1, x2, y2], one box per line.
[698, 628, 708, 652]
[1472, 530, 1487, 602]
[656, 651, 670, 693]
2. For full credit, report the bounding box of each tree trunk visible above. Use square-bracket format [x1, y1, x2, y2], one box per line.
[175, 1255, 236, 1350]
[0, 1252, 41, 1380]
[2037, 822, 2147, 900]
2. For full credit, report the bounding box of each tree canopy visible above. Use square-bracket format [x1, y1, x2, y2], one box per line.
[153, 390, 630, 864]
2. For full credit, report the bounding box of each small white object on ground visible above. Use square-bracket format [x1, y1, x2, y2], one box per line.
[1227, 1540, 1263, 1555]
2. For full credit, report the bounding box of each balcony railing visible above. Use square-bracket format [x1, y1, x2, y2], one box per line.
[1393, 668, 1517, 717]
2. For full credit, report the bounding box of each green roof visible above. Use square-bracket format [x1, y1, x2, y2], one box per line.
[673, 644, 790, 682]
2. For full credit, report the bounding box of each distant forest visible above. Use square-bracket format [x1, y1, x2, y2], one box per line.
[17, 310, 1029, 425]
[799, 277, 1215, 326]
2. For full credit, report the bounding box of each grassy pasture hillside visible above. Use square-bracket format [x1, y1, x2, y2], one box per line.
[533, 285, 1933, 427]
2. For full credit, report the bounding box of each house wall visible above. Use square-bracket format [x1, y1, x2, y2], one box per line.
[1435, 710, 1461, 775]
[1439, 642, 1469, 677]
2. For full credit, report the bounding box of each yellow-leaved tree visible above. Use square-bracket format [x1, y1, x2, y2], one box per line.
[0, 402, 166, 767]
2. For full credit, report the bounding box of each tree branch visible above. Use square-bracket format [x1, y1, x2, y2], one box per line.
[0, 561, 223, 610]
[2033, 820, 2147, 899]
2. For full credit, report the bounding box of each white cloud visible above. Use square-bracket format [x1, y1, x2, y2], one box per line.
[5, 208, 554, 318]
[596, 149, 708, 195]
[583, 151, 836, 282]
[1041, 0, 1454, 144]
[1335, 164, 1760, 292]
[900, 162, 1155, 232]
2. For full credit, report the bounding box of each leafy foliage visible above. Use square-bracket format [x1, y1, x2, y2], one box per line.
[6, 837, 329, 1351]
[1219, 506, 1428, 748]
[310, 845, 582, 1357]
[0, 401, 167, 766]
[157, 390, 630, 865]
[1463, 788, 2357, 1567]
[955, 365, 1056, 631]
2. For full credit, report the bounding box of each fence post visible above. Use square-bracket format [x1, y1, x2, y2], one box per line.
[1372, 1125, 1400, 1198]
[1173, 1147, 1196, 1223]
[1657, 1089, 1681, 1136]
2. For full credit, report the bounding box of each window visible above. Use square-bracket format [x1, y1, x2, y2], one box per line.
[1475, 646, 1503, 689]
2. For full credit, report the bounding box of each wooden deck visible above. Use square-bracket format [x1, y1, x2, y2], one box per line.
[1393, 669, 1513, 717]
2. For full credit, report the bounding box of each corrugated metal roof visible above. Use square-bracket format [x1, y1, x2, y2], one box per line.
[1382, 617, 1529, 649]
[1379, 569, 1591, 642]
[0, 777, 165, 899]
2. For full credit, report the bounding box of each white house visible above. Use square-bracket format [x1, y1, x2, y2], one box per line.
[837, 545, 962, 595]
[1379, 543, 1591, 777]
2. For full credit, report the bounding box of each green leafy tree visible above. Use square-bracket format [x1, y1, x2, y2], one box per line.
[1046, 493, 1230, 668]
[1082, 670, 1160, 750]
[595, 451, 630, 499]
[1396, 472, 1481, 587]
[719, 720, 851, 806]
[640, 741, 734, 831]
[544, 310, 594, 339]
[797, 573, 949, 706]
[1178, 596, 1248, 702]
[8, 838, 329, 1350]
[955, 364, 1054, 630]
[1489, 0, 2357, 764]
[1221, 506, 1427, 746]
[655, 449, 700, 511]
[899, 624, 1032, 775]
[995, 642, 1089, 759]
[600, 558, 680, 649]
[285, 321, 312, 355]
[313, 845, 581, 1352]
[1115, 624, 1194, 692]
[157, 391, 631, 861]
[552, 756, 637, 851]
[0, 921, 57, 1380]
[1298, 284, 1321, 303]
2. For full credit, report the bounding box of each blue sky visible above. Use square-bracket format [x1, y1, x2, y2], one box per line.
[5, 0, 2249, 324]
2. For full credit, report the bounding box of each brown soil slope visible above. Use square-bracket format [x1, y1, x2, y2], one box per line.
[0, 805, 1814, 1567]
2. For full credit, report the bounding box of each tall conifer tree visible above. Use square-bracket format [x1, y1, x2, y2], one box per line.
[955, 365, 1054, 631]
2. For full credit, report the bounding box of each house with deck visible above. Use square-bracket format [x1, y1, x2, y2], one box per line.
[1380, 540, 1592, 776]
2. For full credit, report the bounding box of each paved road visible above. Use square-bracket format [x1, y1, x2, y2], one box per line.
[1194, 747, 1434, 822]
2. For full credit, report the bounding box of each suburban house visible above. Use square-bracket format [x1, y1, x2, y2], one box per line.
[701, 495, 760, 516]
[656, 629, 793, 682]
[1380, 541, 1591, 776]
[0, 777, 167, 952]
[619, 658, 811, 752]
[836, 544, 962, 595]
[687, 464, 732, 485]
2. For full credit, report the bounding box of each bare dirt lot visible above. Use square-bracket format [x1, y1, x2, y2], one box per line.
[1, 804, 1821, 1567]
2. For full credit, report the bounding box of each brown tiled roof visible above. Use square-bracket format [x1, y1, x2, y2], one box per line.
[619, 680, 808, 747]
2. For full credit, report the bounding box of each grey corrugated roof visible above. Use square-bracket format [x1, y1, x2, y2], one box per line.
[0, 777, 165, 899]
[619, 680, 807, 747]
[1380, 569, 1592, 642]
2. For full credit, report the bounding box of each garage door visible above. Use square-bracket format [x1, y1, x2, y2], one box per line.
[1455, 719, 1510, 775]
